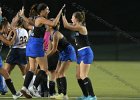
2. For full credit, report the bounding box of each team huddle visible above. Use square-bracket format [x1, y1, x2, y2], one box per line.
[0, 3, 97, 100]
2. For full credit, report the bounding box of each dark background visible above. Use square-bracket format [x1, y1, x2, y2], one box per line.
[0, 0, 140, 60]
[0, 0, 140, 31]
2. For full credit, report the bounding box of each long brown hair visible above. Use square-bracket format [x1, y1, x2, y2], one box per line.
[0, 17, 9, 34]
[29, 4, 38, 17]
[73, 11, 86, 26]
[37, 3, 48, 15]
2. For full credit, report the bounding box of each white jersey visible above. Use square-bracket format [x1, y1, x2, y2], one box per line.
[12, 28, 28, 48]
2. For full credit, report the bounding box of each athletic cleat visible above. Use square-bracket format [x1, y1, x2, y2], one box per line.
[49, 93, 57, 99]
[29, 85, 41, 97]
[53, 93, 69, 100]
[50, 95, 55, 98]
[12, 91, 22, 100]
[20, 86, 32, 98]
[63, 95, 69, 100]
[76, 96, 87, 100]
[84, 96, 97, 100]
[54, 93, 64, 99]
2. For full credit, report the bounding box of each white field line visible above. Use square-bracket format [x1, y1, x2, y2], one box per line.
[0, 97, 140, 99]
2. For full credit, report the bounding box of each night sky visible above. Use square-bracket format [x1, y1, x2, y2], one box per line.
[0, 0, 140, 32]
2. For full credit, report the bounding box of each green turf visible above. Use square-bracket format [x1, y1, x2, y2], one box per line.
[1, 61, 140, 100]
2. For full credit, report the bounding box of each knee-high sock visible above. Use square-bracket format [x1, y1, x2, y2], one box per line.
[41, 74, 48, 92]
[33, 70, 46, 89]
[23, 71, 34, 88]
[60, 77, 67, 95]
[28, 75, 36, 89]
[78, 79, 88, 97]
[49, 81, 56, 95]
[56, 78, 62, 94]
[83, 77, 95, 96]
[40, 74, 49, 97]
[5, 79, 16, 95]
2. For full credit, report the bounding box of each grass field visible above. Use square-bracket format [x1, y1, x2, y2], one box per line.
[0, 61, 140, 100]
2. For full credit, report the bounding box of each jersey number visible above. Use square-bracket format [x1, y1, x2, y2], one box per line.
[20, 36, 27, 44]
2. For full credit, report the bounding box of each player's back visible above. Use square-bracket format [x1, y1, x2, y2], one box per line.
[13, 28, 28, 48]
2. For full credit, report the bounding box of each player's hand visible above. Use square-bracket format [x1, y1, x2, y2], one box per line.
[62, 8, 66, 16]
[61, 4, 66, 16]
[19, 6, 25, 18]
[61, 4, 66, 10]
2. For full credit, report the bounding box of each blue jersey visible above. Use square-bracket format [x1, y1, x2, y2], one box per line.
[50, 30, 76, 62]
[26, 37, 44, 57]
[26, 23, 46, 57]
[50, 30, 70, 52]
[74, 32, 90, 49]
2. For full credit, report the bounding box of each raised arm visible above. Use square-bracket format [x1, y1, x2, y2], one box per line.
[62, 15, 81, 31]
[19, 7, 34, 25]
[39, 5, 65, 27]
[0, 29, 17, 46]
[52, 4, 65, 26]
[23, 21, 34, 30]
[11, 12, 20, 28]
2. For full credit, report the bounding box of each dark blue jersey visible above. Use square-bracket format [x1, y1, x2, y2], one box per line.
[33, 25, 46, 38]
[50, 30, 70, 52]
[32, 16, 46, 38]
[74, 32, 90, 49]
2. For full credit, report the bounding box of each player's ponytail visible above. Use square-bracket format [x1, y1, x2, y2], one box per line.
[0, 17, 8, 32]
[81, 11, 86, 26]
[73, 11, 86, 26]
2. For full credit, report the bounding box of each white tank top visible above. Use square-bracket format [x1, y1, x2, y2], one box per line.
[12, 28, 28, 48]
